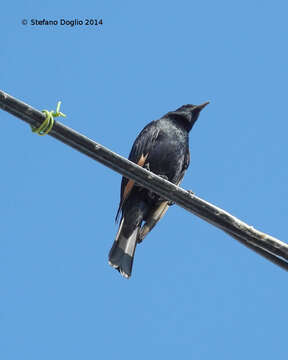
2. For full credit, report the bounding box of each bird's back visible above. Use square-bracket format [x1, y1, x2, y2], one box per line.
[130, 117, 189, 184]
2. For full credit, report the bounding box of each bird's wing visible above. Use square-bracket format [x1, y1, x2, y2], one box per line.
[115, 122, 160, 221]
[138, 142, 190, 240]
[138, 174, 185, 242]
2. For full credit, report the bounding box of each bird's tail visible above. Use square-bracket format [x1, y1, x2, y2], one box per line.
[108, 217, 139, 278]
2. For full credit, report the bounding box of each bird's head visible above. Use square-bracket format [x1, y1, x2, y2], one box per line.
[168, 102, 209, 131]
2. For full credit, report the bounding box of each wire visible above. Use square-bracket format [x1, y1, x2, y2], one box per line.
[1, 89, 288, 271]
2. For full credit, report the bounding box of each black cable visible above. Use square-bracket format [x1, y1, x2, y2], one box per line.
[1, 89, 288, 271]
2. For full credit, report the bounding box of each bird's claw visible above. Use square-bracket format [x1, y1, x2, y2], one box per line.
[158, 174, 169, 181]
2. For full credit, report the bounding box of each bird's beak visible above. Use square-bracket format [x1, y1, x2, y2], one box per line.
[194, 101, 210, 111]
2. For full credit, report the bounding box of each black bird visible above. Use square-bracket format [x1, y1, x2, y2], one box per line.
[109, 102, 209, 278]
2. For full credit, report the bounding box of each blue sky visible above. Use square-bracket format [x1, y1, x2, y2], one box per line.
[1, 0, 288, 358]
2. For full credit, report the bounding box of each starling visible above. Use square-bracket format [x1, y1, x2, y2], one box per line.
[109, 102, 209, 278]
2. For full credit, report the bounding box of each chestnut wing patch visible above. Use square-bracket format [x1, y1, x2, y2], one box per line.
[122, 153, 148, 203]
[115, 123, 160, 222]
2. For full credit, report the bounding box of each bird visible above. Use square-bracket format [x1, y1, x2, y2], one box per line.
[108, 102, 209, 278]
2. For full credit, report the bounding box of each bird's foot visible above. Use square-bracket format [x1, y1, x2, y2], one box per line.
[158, 174, 169, 181]
[145, 174, 170, 202]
